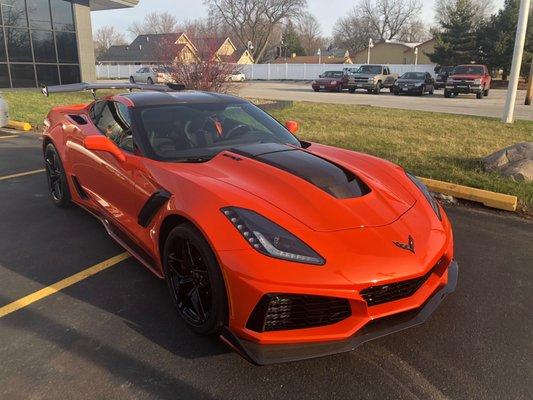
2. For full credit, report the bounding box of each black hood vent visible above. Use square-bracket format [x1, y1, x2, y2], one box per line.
[231, 143, 370, 199]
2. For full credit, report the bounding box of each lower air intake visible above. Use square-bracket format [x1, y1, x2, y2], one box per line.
[246, 294, 351, 332]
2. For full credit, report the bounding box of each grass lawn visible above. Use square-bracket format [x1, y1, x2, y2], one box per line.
[2, 89, 532, 211]
[269, 102, 533, 212]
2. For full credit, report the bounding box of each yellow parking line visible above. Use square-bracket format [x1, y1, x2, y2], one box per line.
[0, 168, 45, 181]
[0, 135, 18, 140]
[0, 252, 131, 318]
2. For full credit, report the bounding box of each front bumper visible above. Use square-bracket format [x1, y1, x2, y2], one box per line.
[445, 84, 483, 94]
[348, 82, 375, 90]
[312, 83, 340, 91]
[394, 85, 423, 94]
[221, 261, 458, 365]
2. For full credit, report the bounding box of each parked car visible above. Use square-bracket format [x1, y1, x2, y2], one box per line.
[393, 72, 435, 96]
[347, 65, 399, 94]
[312, 71, 346, 92]
[444, 64, 491, 99]
[0, 94, 9, 128]
[130, 66, 173, 84]
[228, 73, 246, 82]
[434, 66, 454, 90]
[40, 82, 457, 365]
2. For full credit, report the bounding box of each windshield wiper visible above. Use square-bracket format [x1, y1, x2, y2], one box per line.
[176, 156, 214, 163]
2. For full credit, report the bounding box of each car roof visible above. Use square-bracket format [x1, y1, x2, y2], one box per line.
[120, 90, 248, 107]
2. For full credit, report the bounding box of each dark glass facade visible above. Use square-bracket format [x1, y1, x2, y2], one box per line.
[0, 0, 80, 87]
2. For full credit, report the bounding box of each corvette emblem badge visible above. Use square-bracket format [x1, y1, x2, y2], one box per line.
[393, 235, 415, 254]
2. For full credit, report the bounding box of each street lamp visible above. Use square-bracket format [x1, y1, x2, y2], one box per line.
[414, 47, 419, 66]
[317, 48, 321, 64]
[367, 38, 374, 64]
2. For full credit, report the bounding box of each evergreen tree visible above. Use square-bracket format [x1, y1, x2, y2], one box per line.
[477, 0, 532, 79]
[428, 0, 478, 65]
[280, 21, 306, 57]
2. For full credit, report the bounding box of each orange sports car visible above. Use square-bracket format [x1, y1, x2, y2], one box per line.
[42, 83, 458, 365]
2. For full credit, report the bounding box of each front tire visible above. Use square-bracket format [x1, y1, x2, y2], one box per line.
[476, 90, 483, 99]
[444, 89, 452, 98]
[163, 223, 227, 335]
[147, 77, 154, 85]
[348, 87, 356, 93]
[484, 88, 490, 97]
[374, 81, 381, 94]
[44, 143, 71, 208]
[129, 76, 135, 83]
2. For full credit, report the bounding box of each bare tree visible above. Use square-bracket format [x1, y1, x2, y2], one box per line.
[360, 0, 423, 40]
[296, 12, 325, 55]
[93, 26, 127, 59]
[128, 12, 178, 36]
[205, 0, 307, 63]
[333, 8, 378, 54]
[398, 20, 431, 42]
[434, 0, 494, 27]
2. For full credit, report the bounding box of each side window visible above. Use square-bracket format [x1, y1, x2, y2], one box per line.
[91, 101, 134, 153]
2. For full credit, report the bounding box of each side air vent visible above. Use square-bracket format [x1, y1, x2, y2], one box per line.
[71, 175, 89, 199]
[69, 114, 87, 125]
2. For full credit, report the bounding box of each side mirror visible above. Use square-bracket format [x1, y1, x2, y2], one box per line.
[319, 74, 323, 78]
[285, 120, 299, 134]
[83, 135, 126, 163]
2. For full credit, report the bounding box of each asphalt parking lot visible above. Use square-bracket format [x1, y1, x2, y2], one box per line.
[238, 82, 533, 121]
[0, 131, 532, 400]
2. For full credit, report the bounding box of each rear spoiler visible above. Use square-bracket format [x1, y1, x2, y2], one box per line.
[41, 82, 186, 97]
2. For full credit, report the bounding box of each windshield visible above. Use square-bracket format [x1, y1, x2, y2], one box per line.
[401, 72, 426, 80]
[356, 65, 383, 74]
[137, 102, 301, 162]
[322, 71, 343, 78]
[453, 65, 484, 75]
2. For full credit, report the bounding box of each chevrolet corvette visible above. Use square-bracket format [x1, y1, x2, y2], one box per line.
[41, 82, 458, 365]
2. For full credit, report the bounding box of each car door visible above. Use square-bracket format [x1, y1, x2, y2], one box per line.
[72, 100, 145, 232]
[383, 67, 394, 86]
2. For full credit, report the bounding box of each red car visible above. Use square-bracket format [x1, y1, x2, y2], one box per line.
[444, 64, 491, 99]
[42, 83, 457, 365]
[312, 71, 346, 92]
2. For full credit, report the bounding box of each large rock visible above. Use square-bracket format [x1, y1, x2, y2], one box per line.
[483, 142, 533, 182]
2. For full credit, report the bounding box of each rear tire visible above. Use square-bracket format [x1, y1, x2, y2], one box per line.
[444, 89, 451, 98]
[348, 87, 355, 94]
[44, 143, 71, 208]
[476, 90, 483, 99]
[147, 77, 154, 85]
[313, 88, 319, 92]
[484, 88, 490, 97]
[163, 223, 227, 336]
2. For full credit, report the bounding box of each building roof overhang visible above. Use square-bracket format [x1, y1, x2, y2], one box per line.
[90, 0, 139, 11]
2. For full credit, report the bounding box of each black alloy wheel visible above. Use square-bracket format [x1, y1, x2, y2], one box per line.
[147, 77, 154, 85]
[44, 143, 71, 207]
[163, 223, 227, 335]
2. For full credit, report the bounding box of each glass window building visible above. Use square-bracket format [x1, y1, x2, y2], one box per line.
[0, 0, 138, 88]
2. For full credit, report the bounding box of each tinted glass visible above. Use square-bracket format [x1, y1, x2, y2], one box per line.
[10, 63, 35, 87]
[401, 72, 425, 80]
[0, 64, 10, 87]
[32, 29, 56, 62]
[36, 64, 59, 85]
[0, 31, 6, 62]
[59, 64, 79, 83]
[323, 71, 343, 78]
[51, 0, 74, 31]
[2, 0, 28, 27]
[55, 31, 77, 62]
[138, 102, 301, 161]
[453, 65, 484, 75]
[356, 65, 382, 74]
[6, 28, 32, 62]
[28, 0, 52, 29]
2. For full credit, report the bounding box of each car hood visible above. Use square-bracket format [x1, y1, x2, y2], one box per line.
[180, 143, 416, 232]
[449, 74, 481, 80]
[397, 79, 423, 84]
[351, 73, 374, 79]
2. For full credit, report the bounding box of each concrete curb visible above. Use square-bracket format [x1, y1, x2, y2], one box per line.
[419, 177, 518, 212]
[7, 120, 32, 131]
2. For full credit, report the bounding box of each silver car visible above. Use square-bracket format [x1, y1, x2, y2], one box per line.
[129, 66, 173, 84]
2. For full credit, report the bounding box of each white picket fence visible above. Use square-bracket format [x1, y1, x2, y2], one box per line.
[96, 63, 437, 80]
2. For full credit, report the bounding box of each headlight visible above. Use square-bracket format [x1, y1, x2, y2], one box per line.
[405, 173, 442, 220]
[416, 82, 423, 86]
[474, 79, 481, 85]
[221, 207, 325, 265]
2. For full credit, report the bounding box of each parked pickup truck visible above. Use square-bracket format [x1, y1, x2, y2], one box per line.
[444, 64, 491, 99]
[347, 65, 399, 94]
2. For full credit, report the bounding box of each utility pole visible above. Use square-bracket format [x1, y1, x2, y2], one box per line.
[317, 48, 321, 64]
[502, 0, 531, 123]
[526, 60, 533, 106]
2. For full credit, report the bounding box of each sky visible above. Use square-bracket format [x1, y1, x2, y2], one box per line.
[91, 0, 506, 40]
